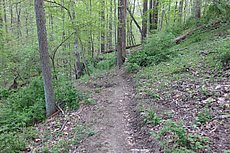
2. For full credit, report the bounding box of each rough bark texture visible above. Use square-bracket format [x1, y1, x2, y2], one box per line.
[34, 0, 56, 117]
[117, 0, 127, 68]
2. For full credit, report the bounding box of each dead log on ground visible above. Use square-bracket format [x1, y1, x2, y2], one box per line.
[103, 44, 142, 54]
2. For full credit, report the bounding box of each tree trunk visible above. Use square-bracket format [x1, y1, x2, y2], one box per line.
[150, 0, 158, 31]
[142, 0, 148, 42]
[193, 0, 201, 18]
[117, 0, 127, 68]
[0, 0, 3, 48]
[179, 0, 184, 24]
[89, 0, 95, 62]
[34, 0, 56, 117]
[3, 0, 7, 33]
[160, 4, 165, 31]
[15, 3, 22, 37]
[100, 0, 105, 53]
[114, 0, 117, 50]
[174, 1, 178, 24]
[108, 0, 113, 50]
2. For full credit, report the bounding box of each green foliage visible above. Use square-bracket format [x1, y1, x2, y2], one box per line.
[127, 32, 176, 71]
[153, 120, 209, 152]
[204, 1, 230, 21]
[144, 109, 161, 126]
[47, 125, 94, 153]
[215, 41, 230, 69]
[0, 132, 26, 152]
[95, 53, 116, 70]
[195, 107, 212, 125]
[55, 77, 84, 110]
[126, 62, 140, 73]
[0, 88, 11, 99]
[0, 76, 90, 152]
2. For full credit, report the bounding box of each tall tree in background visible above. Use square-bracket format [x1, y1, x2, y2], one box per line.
[142, 0, 148, 41]
[34, 0, 56, 117]
[149, 0, 158, 31]
[0, 0, 3, 50]
[101, 0, 105, 53]
[193, 0, 202, 18]
[117, 0, 127, 67]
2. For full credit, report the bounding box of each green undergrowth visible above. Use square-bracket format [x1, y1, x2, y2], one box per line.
[0, 76, 91, 152]
[151, 120, 209, 153]
[129, 20, 230, 152]
[132, 22, 230, 97]
[81, 52, 116, 81]
[143, 108, 210, 152]
[41, 124, 94, 153]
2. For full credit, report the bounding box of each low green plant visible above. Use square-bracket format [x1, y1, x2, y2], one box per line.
[94, 53, 115, 70]
[204, 0, 230, 21]
[0, 76, 91, 152]
[146, 91, 160, 100]
[153, 120, 209, 152]
[48, 125, 94, 152]
[0, 132, 26, 152]
[195, 107, 212, 125]
[127, 32, 176, 68]
[144, 109, 161, 126]
[126, 62, 140, 72]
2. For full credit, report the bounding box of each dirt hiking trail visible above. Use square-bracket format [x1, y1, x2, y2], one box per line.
[74, 69, 158, 153]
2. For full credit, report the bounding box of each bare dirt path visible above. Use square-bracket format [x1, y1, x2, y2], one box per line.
[73, 69, 153, 153]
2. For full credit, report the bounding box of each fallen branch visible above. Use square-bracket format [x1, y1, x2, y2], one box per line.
[103, 44, 142, 54]
[49, 110, 61, 118]
[174, 26, 203, 44]
[174, 20, 222, 44]
[60, 120, 68, 132]
[57, 104, 65, 115]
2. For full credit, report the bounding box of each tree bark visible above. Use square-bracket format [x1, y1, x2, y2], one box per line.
[117, 0, 127, 68]
[193, 0, 201, 18]
[179, 0, 184, 24]
[3, 0, 7, 33]
[150, 0, 158, 31]
[34, 0, 56, 117]
[100, 0, 105, 53]
[142, 0, 148, 42]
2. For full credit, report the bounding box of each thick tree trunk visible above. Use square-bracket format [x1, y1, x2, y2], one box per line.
[117, 0, 127, 68]
[34, 0, 56, 117]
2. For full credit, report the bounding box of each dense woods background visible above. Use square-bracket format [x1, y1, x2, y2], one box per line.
[0, 0, 229, 152]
